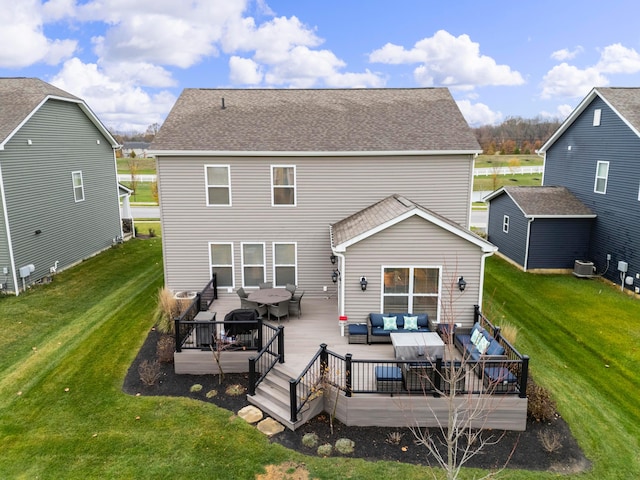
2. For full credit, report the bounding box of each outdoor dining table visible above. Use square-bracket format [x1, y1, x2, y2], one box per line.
[247, 288, 292, 306]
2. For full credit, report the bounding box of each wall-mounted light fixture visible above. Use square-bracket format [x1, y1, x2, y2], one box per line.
[360, 276, 368, 291]
[35, 229, 42, 235]
[331, 269, 340, 283]
[330, 254, 337, 264]
[457, 276, 467, 292]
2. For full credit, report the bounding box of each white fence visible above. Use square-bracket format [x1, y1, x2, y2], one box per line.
[474, 166, 543, 176]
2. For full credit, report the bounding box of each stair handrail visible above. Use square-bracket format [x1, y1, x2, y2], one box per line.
[248, 324, 284, 395]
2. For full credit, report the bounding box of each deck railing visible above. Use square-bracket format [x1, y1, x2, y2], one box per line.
[248, 324, 285, 395]
[174, 275, 218, 352]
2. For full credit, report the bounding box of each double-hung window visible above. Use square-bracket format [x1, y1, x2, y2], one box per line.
[209, 243, 234, 288]
[273, 243, 297, 286]
[205, 165, 231, 205]
[72, 171, 84, 202]
[271, 165, 296, 206]
[382, 267, 440, 320]
[594, 161, 609, 194]
[242, 243, 265, 287]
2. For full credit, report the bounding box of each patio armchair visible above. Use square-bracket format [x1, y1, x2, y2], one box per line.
[258, 281, 273, 289]
[288, 290, 304, 318]
[268, 301, 289, 322]
[285, 283, 297, 295]
[238, 287, 267, 317]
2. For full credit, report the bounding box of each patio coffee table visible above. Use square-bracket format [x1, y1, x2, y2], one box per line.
[247, 288, 292, 306]
[390, 332, 445, 360]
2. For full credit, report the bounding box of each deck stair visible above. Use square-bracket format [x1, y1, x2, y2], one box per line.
[247, 363, 323, 431]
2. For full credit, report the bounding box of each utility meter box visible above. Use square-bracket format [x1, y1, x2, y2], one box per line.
[19, 264, 35, 278]
[618, 261, 628, 273]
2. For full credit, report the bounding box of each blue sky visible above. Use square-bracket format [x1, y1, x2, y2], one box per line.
[2, 0, 640, 132]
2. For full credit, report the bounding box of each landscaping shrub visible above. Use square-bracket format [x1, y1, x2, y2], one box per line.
[317, 444, 332, 457]
[225, 384, 245, 396]
[190, 384, 203, 393]
[527, 378, 557, 422]
[138, 359, 161, 386]
[334, 438, 355, 454]
[499, 321, 518, 345]
[538, 430, 562, 453]
[302, 433, 319, 448]
[153, 287, 182, 334]
[156, 334, 175, 363]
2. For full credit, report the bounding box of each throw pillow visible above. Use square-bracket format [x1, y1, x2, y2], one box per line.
[470, 328, 482, 345]
[403, 315, 418, 330]
[477, 336, 491, 354]
[382, 316, 398, 330]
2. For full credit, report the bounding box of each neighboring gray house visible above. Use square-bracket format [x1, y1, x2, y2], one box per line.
[150, 88, 496, 326]
[0, 78, 123, 294]
[485, 186, 595, 271]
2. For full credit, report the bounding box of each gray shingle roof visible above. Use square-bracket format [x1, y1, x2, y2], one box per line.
[331, 194, 493, 251]
[0, 78, 80, 144]
[489, 186, 595, 217]
[151, 88, 481, 153]
[596, 87, 640, 134]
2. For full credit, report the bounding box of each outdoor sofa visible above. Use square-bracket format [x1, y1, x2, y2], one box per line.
[366, 313, 430, 344]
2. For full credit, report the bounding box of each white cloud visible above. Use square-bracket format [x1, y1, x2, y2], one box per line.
[0, 0, 76, 68]
[551, 46, 583, 61]
[540, 104, 574, 121]
[51, 58, 176, 132]
[229, 56, 263, 84]
[596, 43, 640, 74]
[369, 30, 524, 89]
[456, 99, 502, 127]
[540, 63, 608, 99]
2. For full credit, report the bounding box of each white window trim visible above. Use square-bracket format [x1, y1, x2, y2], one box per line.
[272, 242, 298, 287]
[208, 242, 234, 288]
[241, 242, 265, 288]
[503, 215, 510, 233]
[271, 165, 296, 207]
[205, 164, 232, 206]
[380, 265, 442, 322]
[594, 161, 609, 194]
[72, 170, 84, 203]
[593, 108, 602, 126]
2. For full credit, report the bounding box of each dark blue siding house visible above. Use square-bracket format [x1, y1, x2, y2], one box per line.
[485, 186, 595, 271]
[488, 87, 640, 292]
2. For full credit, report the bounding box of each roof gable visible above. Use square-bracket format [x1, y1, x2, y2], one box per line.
[484, 186, 596, 218]
[330, 194, 495, 252]
[150, 88, 481, 154]
[0, 77, 118, 150]
[539, 87, 640, 152]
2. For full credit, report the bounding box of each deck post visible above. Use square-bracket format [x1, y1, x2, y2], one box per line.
[256, 317, 263, 350]
[474, 304, 481, 323]
[433, 357, 443, 397]
[345, 353, 352, 397]
[248, 357, 257, 395]
[174, 318, 181, 353]
[277, 325, 285, 363]
[519, 355, 529, 398]
[289, 379, 298, 423]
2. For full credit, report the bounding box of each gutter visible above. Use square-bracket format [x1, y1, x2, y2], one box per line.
[478, 250, 496, 307]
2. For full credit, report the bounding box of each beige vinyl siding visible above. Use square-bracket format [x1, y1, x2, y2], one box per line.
[342, 215, 483, 327]
[0, 100, 121, 290]
[157, 153, 474, 295]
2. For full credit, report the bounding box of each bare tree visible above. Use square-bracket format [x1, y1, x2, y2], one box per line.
[406, 270, 518, 479]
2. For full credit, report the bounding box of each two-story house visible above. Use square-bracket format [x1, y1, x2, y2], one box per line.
[0, 78, 123, 294]
[150, 88, 496, 325]
[486, 87, 640, 292]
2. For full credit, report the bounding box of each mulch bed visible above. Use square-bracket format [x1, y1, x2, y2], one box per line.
[123, 328, 591, 474]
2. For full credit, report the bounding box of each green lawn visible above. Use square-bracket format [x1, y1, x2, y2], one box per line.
[474, 154, 543, 168]
[117, 156, 156, 174]
[484, 256, 640, 478]
[1, 241, 638, 478]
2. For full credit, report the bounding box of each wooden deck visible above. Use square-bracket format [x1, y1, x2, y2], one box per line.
[174, 295, 528, 431]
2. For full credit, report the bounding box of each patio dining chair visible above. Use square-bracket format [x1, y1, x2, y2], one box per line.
[288, 290, 304, 318]
[258, 281, 273, 289]
[238, 287, 266, 317]
[285, 283, 297, 295]
[268, 301, 289, 322]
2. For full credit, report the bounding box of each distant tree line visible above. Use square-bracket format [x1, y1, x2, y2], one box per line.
[473, 117, 562, 155]
[113, 123, 160, 146]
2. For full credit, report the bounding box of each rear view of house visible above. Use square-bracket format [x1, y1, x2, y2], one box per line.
[151, 88, 495, 326]
[0, 78, 123, 294]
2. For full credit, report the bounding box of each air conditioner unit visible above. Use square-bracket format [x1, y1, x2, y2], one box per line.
[573, 260, 594, 278]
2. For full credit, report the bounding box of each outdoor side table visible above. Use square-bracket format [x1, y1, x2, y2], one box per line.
[194, 311, 216, 348]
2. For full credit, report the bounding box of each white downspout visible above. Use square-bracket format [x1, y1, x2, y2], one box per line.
[478, 250, 495, 308]
[0, 162, 19, 295]
[524, 217, 534, 272]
